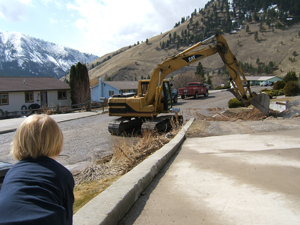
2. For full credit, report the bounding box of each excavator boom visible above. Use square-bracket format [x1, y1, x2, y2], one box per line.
[144, 33, 269, 114]
[108, 34, 270, 134]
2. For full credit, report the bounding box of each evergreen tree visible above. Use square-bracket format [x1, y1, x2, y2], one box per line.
[195, 62, 205, 78]
[69, 65, 76, 105]
[69, 62, 90, 109]
[283, 71, 298, 83]
[181, 17, 185, 24]
[207, 76, 212, 86]
[254, 31, 258, 41]
[246, 24, 250, 32]
[173, 32, 177, 43]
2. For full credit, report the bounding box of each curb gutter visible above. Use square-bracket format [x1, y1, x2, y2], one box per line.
[73, 118, 195, 225]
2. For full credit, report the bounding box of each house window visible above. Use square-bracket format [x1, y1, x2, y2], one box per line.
[25, 92, 34, 103]
[58, 90, 67, 100]
[109, 90, 114, 96]
[0, 93, 8, 105]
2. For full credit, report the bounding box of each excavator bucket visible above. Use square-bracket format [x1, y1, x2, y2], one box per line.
[250, 92, 270, 116]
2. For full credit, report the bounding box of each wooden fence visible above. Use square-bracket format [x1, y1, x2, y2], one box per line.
[0, 100, 108, 120]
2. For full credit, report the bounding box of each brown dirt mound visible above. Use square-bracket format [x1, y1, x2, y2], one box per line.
[193, 107, 283, 122]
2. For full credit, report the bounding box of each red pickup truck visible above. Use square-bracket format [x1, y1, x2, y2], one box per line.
[178, 82, 209, 99]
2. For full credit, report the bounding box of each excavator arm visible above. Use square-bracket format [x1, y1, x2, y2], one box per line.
[144, 33, 270, 115]
[108, 33, 270, 134]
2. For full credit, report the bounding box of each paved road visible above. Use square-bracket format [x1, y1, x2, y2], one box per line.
[0, 112, 115, 172]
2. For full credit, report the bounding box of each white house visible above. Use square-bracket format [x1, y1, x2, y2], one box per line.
[91, 78, 138, 102]
[245, 75, 282, 85]
[0, 77, 71, 116]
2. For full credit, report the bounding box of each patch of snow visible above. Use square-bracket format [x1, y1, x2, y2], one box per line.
[0, 31, 99, 78]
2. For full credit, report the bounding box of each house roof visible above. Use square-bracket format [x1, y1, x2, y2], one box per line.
[0, 77, 70, 92]
[105, 81, 138, 90]
[245, 75, 280, 81]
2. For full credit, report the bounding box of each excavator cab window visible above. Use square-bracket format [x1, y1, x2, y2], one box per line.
[140, 81, 149, 96]
[162, 81, 172, 111]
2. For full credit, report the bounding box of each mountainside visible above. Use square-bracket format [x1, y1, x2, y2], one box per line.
[0, 31, 98, 79]
[87, 0, 300, 87]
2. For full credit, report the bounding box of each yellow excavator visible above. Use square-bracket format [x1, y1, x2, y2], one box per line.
[108, 33, 270, 134]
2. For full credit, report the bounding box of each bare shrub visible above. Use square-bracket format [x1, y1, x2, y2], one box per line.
[172, 71, 204, 89]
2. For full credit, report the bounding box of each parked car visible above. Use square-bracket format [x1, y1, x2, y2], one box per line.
[178, 82, 209, 99]
[0, 161, 13, 189]
[171, 89, 178, 103]
[260, 81, 273, 86]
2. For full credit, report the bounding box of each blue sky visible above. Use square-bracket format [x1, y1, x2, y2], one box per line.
[0, 0, 207, 57]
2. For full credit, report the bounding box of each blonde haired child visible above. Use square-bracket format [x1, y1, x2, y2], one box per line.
[0, 114, 74, 225]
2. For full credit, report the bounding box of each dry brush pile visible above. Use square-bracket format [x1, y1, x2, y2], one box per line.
[72, 128, 179, 213]
[73, 132, 173, 184]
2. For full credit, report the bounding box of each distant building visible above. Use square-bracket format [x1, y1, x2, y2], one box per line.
[245, 75, 282, 85]
[0, 77, 71, 116]
[91, 78, 138, 102]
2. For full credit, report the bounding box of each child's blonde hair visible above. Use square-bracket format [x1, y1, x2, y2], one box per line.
[11, 114, 63, 160]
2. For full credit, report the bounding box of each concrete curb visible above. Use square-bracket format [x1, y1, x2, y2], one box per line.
[0, 128, 17, 135]
[73, 118, 195, 225]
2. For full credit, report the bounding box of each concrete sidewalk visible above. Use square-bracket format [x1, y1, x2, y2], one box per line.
[120, 129, 300, 224]
[0, 111, 102, 134]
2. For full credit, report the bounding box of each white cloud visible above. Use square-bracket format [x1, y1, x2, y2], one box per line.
[67, 0, 206, 56]
[0, 0, 30, 22]
[19, 0, 32, 4]
[50, 18, 57, 24]
[55, 1, 63, 9]
[0, 0, 206, 56]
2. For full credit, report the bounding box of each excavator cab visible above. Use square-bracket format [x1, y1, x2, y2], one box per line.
[138, 79, 172, 112]
[161, 81, 173, 111]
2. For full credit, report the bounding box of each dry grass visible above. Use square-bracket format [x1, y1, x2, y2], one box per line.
[73, 175, 121, 214]
[72, 124, 180, 214]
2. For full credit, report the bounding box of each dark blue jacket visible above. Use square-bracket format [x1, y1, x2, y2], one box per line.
[0, 157, 74, 225]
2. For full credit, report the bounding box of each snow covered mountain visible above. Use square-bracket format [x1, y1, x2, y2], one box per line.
[0, 31, 99, 79]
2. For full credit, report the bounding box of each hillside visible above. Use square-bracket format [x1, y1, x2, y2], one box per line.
[87, 0, 300, 87]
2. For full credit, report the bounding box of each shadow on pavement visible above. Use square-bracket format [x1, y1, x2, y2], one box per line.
[117, 146, 182, 225]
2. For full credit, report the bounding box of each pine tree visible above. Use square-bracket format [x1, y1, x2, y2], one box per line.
[246, 25, 250, 32]
[69, 62, 90, 109]
[207, 76, 212, 86]
[254, 31, 258, 41]
[69, 65, 76, 105]
[195, 62, 205, 78]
